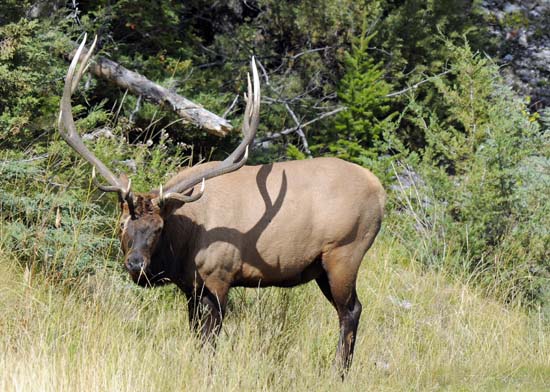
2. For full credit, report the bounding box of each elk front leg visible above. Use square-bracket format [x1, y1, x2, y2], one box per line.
[186, 292, 203, 335]
[197, 278, 230, 343]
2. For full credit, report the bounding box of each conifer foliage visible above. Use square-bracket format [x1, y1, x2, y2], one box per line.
[0, 0, 548, 306]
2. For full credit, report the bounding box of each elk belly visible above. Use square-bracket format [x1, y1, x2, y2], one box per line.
[236, 255, 324, 288]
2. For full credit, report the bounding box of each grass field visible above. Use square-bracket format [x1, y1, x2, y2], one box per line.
[1, 229, 549, 392]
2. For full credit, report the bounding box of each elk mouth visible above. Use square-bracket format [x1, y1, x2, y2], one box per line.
[128, 268, 169, 287]
[125, 257, 168, 287]
[128, 267, 151, 287]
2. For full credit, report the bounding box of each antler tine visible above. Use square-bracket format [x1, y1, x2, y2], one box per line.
[60, 34, 88, 127]
[71, 35, 98, 94]
[243, 73, 253, 137]
[59, 35, 131, 200]
[92, 166, 118, 192]
[157, 57, 260, 201]
[158, 178, 206, 204]
[227, 57, 260, 163]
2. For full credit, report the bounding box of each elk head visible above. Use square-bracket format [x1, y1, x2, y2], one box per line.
[59, 35, 260, 285]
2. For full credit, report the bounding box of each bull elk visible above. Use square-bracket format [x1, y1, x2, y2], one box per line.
[59, 35, 385, 372]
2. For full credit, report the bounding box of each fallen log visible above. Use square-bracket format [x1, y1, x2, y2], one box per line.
[67, 45, 232, 137]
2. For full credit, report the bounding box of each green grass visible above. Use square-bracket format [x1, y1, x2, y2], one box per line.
[1, 229, 549, 391]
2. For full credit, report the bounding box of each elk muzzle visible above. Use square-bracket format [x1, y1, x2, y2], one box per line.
[126, 253, 146, 273]
[124, 251, 152, 284]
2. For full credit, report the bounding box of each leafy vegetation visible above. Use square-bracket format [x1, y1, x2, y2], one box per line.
[1, 0, 549, 389]
[394, 41, 549, 305]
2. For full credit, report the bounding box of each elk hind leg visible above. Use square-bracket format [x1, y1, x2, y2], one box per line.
[321, 247, 364, 374]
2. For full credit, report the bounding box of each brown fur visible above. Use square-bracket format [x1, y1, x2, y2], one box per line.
[120, 156, 385, 373]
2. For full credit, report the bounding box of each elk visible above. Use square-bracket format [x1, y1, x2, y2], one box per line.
[59, 35, 385, 372]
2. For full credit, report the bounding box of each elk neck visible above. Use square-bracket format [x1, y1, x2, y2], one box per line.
[150, 203, 201, 284]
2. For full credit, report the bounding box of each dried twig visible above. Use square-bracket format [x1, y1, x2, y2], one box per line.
[0, 154, 50, 164]
[222, 95, 239, 119]
[386, 70, 452, 98]
[283, 102, 312, 157]
[254, 107, 346, 145]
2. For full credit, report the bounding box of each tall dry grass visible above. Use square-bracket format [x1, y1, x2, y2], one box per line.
[1, 231, 549, 391]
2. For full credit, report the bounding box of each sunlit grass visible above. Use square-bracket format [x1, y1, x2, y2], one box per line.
[1, 228, 549, 391]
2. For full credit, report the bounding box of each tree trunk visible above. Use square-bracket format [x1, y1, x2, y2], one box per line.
[67, 46, 232, 137]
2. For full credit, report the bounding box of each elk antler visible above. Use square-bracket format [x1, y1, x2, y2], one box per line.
[158, 178, 205, 204]
[156, 57, 261, 204]
[58, 34, 135, 212]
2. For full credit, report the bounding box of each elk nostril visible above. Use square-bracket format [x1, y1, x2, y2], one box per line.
[126, 255, 144, 272]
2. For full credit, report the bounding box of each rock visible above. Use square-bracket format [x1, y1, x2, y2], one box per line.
[118, 159, 137, 173]
[482, 0, 550, 109]
[503, 3, 522, 13]
[374, 360, 391, 372]
[83, 127, 115, 141]
[533, 49, 550, 72]
[529, 9, 541, 18]
[389, 296, 413, 310]
[518, 29, 528, 47]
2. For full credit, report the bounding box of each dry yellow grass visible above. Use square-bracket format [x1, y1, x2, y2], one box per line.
[1, 233, 549, 391]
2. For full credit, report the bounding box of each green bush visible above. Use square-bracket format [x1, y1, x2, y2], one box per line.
[391, 41, 549, 305]
[0, 0, 545, 310]
[0, 97, 190, 280]
[0, 152, 119, 279]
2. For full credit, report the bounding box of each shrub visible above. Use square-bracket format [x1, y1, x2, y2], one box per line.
[392, 41, 549, 305]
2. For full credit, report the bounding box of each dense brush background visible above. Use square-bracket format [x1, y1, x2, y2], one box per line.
[1, 1, 549, 390]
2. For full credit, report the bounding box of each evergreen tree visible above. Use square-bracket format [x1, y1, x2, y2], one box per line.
[313, 23, 396, 168]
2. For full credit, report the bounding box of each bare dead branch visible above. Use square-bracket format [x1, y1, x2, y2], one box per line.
[222, 94, 239, 119]
[289, 46, 331, 61]
[283, 102, 312, 157]
[254, 106, 346, 145]
[66, 43, 233, 137]
[386, 70, 452, 98]
[255, 58, 335, 154]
